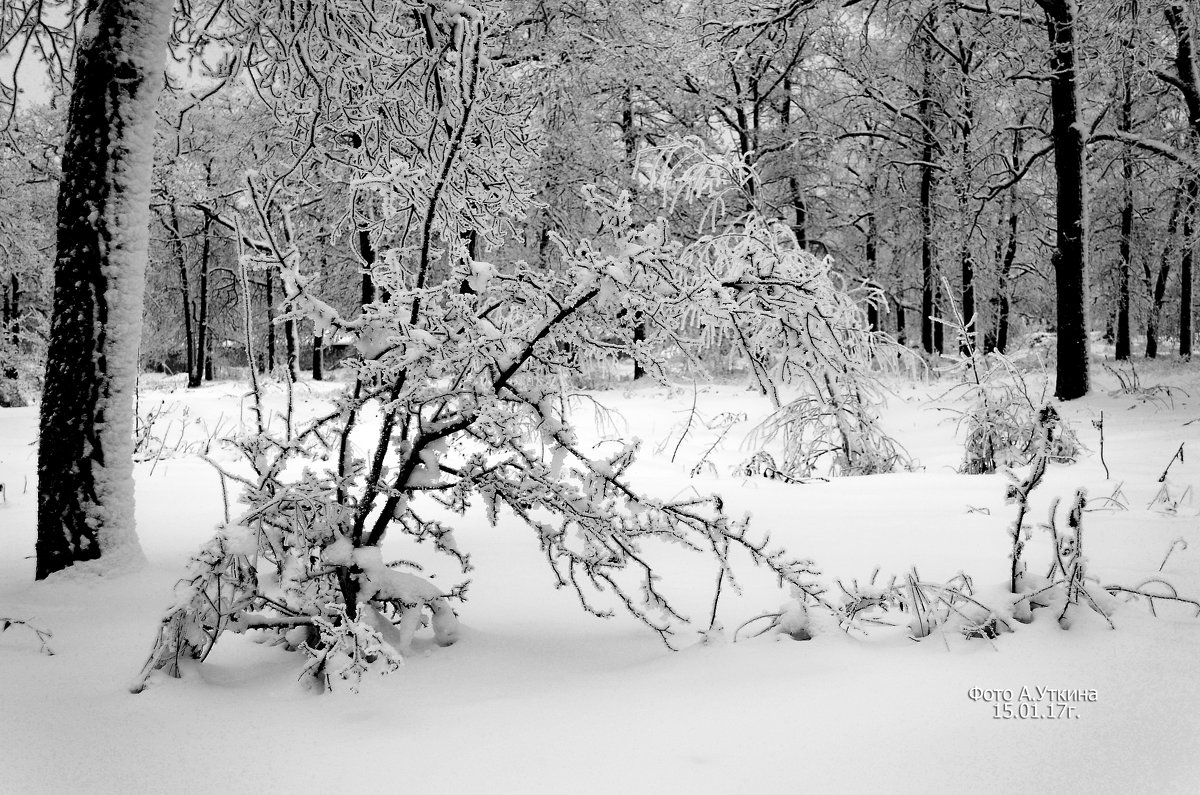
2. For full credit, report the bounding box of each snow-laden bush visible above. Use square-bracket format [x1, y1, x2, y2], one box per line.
[135, 178, 842, 689]
[940, 348, 1079, 475]
[134, 7, 883, 688]
[833, 569, 1006, 641]
[0, 333, 39, 408]
[929, 287, 1077, 475]
[749, 386, 911, 478]
[0, 377, 22, 408]
[641, 138, 909, 479]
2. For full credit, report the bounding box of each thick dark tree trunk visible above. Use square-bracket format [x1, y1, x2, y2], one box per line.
[1116, 178, 1133, 361]
[36, 0, 170, 579]
[1156, 7, 1200, 358]
[1037, 0, 1090, 399]
[312, 334, 324, 381]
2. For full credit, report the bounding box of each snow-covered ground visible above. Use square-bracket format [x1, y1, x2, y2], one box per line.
[3, 360, 1200, 793]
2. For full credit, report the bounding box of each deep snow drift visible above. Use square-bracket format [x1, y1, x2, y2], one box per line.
[3, 361, 1199, 793]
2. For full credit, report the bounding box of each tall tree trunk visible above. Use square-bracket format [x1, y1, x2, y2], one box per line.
[994, 120, 1025, 355]
[1156, 6, 1200, 358]
[954, 27, 976, 354]
[1115, 188, 1133, 361]
[621, 84, 647, 381]
[350, 131, 384, 307]
[1037, 0, 1090, 399]
[1115, 120, 1134, 360]
[1165, 4, 1200, 358]
[730, 67, 754, 195]
[919, 11, 941, 355]
[166, 203, 196, 383]
[920, 157, 939, 353]
[265, 271, 275, 373]
[36, 0, 170, 579]
[192, 211, 212, 388]
[1115, 14, 1137, 361]
[1182, 180, 1196, 358]
[1145, 188, 1181, 358]
[865, 210, 880, 332]
[782, 74, 808, 248]
[997, 201, 1018, 354]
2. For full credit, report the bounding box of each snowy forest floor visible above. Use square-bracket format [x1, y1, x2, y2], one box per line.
[3, 354, 1200, 793]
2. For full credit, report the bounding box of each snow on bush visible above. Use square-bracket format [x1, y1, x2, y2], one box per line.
[136, 7, 876, 691]
[939, 348, 1080, 475]
[640, 137, 909, 479]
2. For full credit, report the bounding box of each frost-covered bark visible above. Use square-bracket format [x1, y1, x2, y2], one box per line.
[36, 0, 171, 579]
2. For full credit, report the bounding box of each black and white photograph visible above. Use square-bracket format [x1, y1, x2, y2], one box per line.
[1, 1, 1198, 791]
